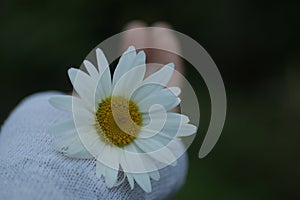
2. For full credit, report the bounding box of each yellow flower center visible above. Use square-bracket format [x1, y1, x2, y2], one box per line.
[96, 96, 142, 147]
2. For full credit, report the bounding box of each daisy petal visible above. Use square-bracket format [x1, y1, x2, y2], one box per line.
[143, 62, 174, 86]
[112, 46, 137, 87]
[112, 64, 146, 98]
[131, 83, 163, 104]
[97, 146, 120, 187]
[84, 60, 99, 79]
[96, 48, 109, 75]
[165, 113, 190, 124]
[68, 68, 96, 109]
[105, 166, 119, 188]
[68, 67, 94, 92]
[49, 95, 73, 112]
[126, 174, 135, 189]
[141, 113, 196, 145]
[122, 144, 159, 174]
[63, 140, 93, 159]
[50, 120, 93, 159]
[176, 124, 198, 137]
[78, 128, 106, 156]
[133, 50, 146, 67]
[168, 86, 181, 96]
[142, 113, 189, 128]
[122, 145, 145, 172]
[96, 160, 106, 178]
[150, 113, 196, 138]
[138, 87, 181, 112]
[95, 67, 112, 103]
[140, 104, 167, 138]
[48, 120, 75, 136]
[68, 67, 77, 84]
[49, 95, 89, 112]
[73, 107, 95, 127]
[132, 173, 152, 193]
[97, 145, 119, 172]
[119, 150, 139, 188]
[149, 170, 160, 181]
[135, 138, 177, 166]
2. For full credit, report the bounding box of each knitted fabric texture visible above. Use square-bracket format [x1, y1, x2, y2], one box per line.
[0, 92, 188, 200]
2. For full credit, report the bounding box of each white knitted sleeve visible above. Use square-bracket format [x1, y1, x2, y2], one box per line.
[0, 92, 188, 200]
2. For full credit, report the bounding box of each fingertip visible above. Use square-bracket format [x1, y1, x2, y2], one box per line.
[151, 21, 173, 29]
[123, 20, 148, 31]
[121, 20, 149, 53]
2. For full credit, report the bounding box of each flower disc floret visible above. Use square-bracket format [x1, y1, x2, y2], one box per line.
[96, 96, 142, 147]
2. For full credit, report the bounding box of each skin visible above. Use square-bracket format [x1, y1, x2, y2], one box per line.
[121, 21, 184, 113]
[121, 20, 184, 88]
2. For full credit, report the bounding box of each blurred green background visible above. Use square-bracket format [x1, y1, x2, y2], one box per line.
[1, 0, 299, 199]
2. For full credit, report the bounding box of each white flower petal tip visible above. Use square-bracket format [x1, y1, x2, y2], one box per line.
[126, 174, 135, 189]
[169, 87, 181, 96]
[49, 120, 94, 159]
[83, 60, 99, 78]
[105, 167, 119, 188]
[48, 45, 198, 193]
[135, 50, 146, 64]
[132, 173, 152, 193]
[49, 95, 72, 112]
[177, 124, 198, 137]
[149, 170, 160, 181]
[143, 62, 175, 87]
[67, 67, 77, 85]
[167, 62, 175, 68]
[126, 45, 136, 52]
[96, 48, 109, 74]
[112, 45, 141, 87]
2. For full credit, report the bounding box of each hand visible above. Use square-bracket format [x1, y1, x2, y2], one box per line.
[0, 21, 188, 200]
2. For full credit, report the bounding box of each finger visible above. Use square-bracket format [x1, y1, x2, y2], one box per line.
[121, 20, 149, 53]
[148, 22, 184, 88]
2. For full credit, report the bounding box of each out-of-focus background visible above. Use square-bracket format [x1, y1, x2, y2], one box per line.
[1, 0, 299, 199]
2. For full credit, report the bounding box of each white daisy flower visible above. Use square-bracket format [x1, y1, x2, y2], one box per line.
[48, 46, 197, 193]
